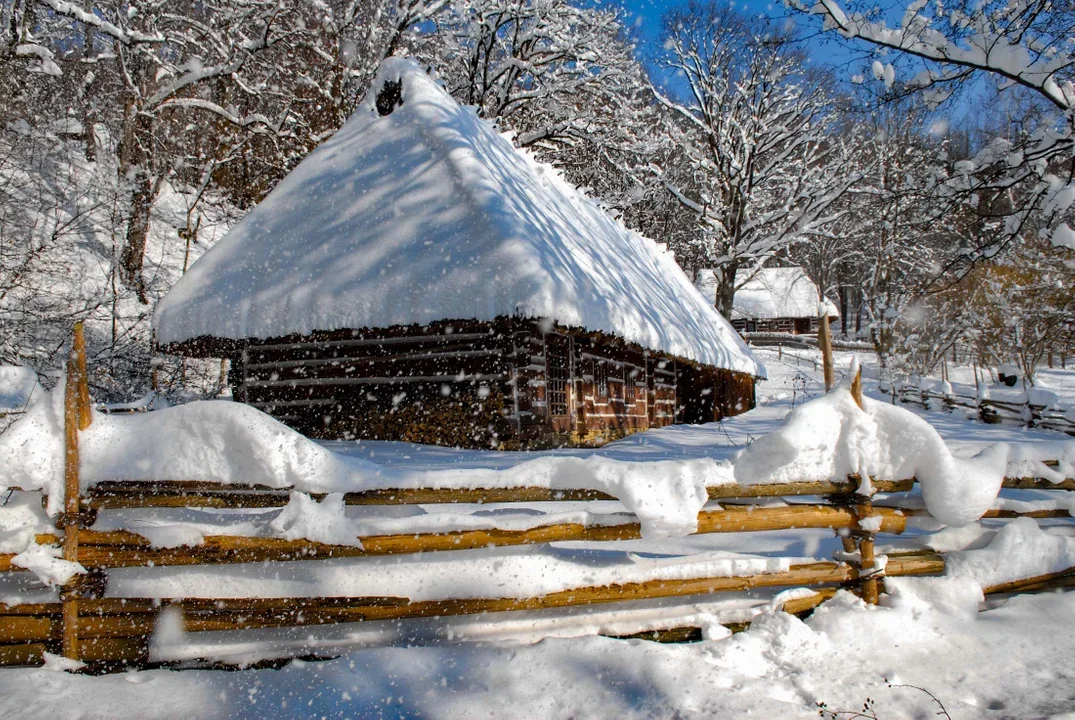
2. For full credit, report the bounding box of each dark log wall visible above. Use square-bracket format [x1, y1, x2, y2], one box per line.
[732, 317, 831, 335]
[232, 321, 518, 448]
[674, 365, 755, 424]
[221, 317, 756, 449]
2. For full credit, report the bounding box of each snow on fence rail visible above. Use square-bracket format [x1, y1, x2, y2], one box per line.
[0, 327, 1073, 670]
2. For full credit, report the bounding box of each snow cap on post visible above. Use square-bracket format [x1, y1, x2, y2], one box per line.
[153, 57, 764, 378]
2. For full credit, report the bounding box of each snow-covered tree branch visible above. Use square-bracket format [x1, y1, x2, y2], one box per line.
[786, 0, 1075, 257]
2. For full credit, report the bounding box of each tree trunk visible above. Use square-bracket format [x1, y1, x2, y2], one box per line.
[117, 111, 155, 305]
[855, 289, 862, 334]
[715, 264, 738, 320]
[120, 169, 153, 304]
[839, 284, 848, 331]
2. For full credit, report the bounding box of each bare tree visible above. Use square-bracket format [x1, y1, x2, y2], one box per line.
[654, 3, 858, 318]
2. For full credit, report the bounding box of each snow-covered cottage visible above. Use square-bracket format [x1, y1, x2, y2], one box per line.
[696, 267, 839, 335]
[154, 58, 765, 448]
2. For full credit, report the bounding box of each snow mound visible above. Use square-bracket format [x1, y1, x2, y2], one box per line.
[0, 383, 384, 514]
[732, 384, 1008, 526]
[270, 493, 365, 547]
[475, 455, 716, 538]
[154, 57, 762, 377]
[11, 543, 86, 587]
[945, 517, 1075, 589]
[0, 385, 725, 538]
[1007, 442, 1075, 484]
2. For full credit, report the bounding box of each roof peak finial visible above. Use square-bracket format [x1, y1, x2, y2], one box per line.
[376, 79, 404, 117]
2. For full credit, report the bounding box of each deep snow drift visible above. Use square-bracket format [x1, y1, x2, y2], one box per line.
[3, 521, 1075, 720]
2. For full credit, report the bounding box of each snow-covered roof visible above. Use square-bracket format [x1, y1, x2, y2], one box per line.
[695, 267, 839, 321]
[154, 58, 763, 377]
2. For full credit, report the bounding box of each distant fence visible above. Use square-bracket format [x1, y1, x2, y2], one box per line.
[892, 381, 1075, 437]
[743, 332, 875, 352]
[1, 327, 1073, 671]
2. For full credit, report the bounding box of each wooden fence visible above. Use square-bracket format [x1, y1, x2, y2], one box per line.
[1, 325, 1073, 671]
[894, 381, 1075, 436]
[748, 332, 1074, 438]
[742, 332, 875, 353]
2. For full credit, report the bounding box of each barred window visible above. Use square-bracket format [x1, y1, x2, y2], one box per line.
[595, 360, 608, 398]
[625, 368, 637, 403]
[547, 335, 569, 416]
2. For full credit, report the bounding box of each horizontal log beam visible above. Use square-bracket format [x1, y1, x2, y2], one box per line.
[23, 505, 911, 570]
[250, 332, 493, 353]
[981, 567, 1075, 595]
[242, 373, 508, 389]
[1, 552, 945, 648]
[87, 482, 619, 509]
[7, 555, 1074, 668]
[891, 507, 1073, 520]
[244, 347, 502, 372]
[80, 474, 1072, 511]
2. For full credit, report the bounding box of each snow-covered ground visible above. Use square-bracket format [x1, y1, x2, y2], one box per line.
[1, 348, 1074, 718]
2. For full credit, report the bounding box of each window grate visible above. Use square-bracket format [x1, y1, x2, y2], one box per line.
[547, 336, 569, 416]
[595, 360, 608, 398]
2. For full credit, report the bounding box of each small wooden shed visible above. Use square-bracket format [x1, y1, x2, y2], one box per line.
[696, 267, 839, 335]
[154, 59, 765, 448]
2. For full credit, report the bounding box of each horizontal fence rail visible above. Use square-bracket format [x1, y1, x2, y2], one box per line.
[65, 472, 1072, 510]
[4, 554, 1073, 668]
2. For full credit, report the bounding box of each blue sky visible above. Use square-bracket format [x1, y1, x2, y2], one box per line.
[617, 0, 793, 54]
[615, 0, 984, 137]
[614, 0, 867, 95]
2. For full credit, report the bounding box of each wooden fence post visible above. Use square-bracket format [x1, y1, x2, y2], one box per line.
[61, 354, 82, 660]
[60, 322, 93, 661]
[849, 363, 882, 604]
[855, 495, 882, 605]
[73, 322, 91, 430]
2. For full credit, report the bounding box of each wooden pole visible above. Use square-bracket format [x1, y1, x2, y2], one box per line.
[60, 352, 82, 661]
[818, 313, 835, 391]
[848, 362, 881, 603]
[72, 322, 91, 431]
[850, 362, 863, 408]
[856, 495, 881, 605]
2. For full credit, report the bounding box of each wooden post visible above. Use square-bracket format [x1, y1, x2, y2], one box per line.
[72, 322, 91, 431]
[60, 352, 82, 661]
[818, 313, 835, 391]
[850, 363, 863, 408]
[849, 363, 881, 604]
[856, 495, 881, 605]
